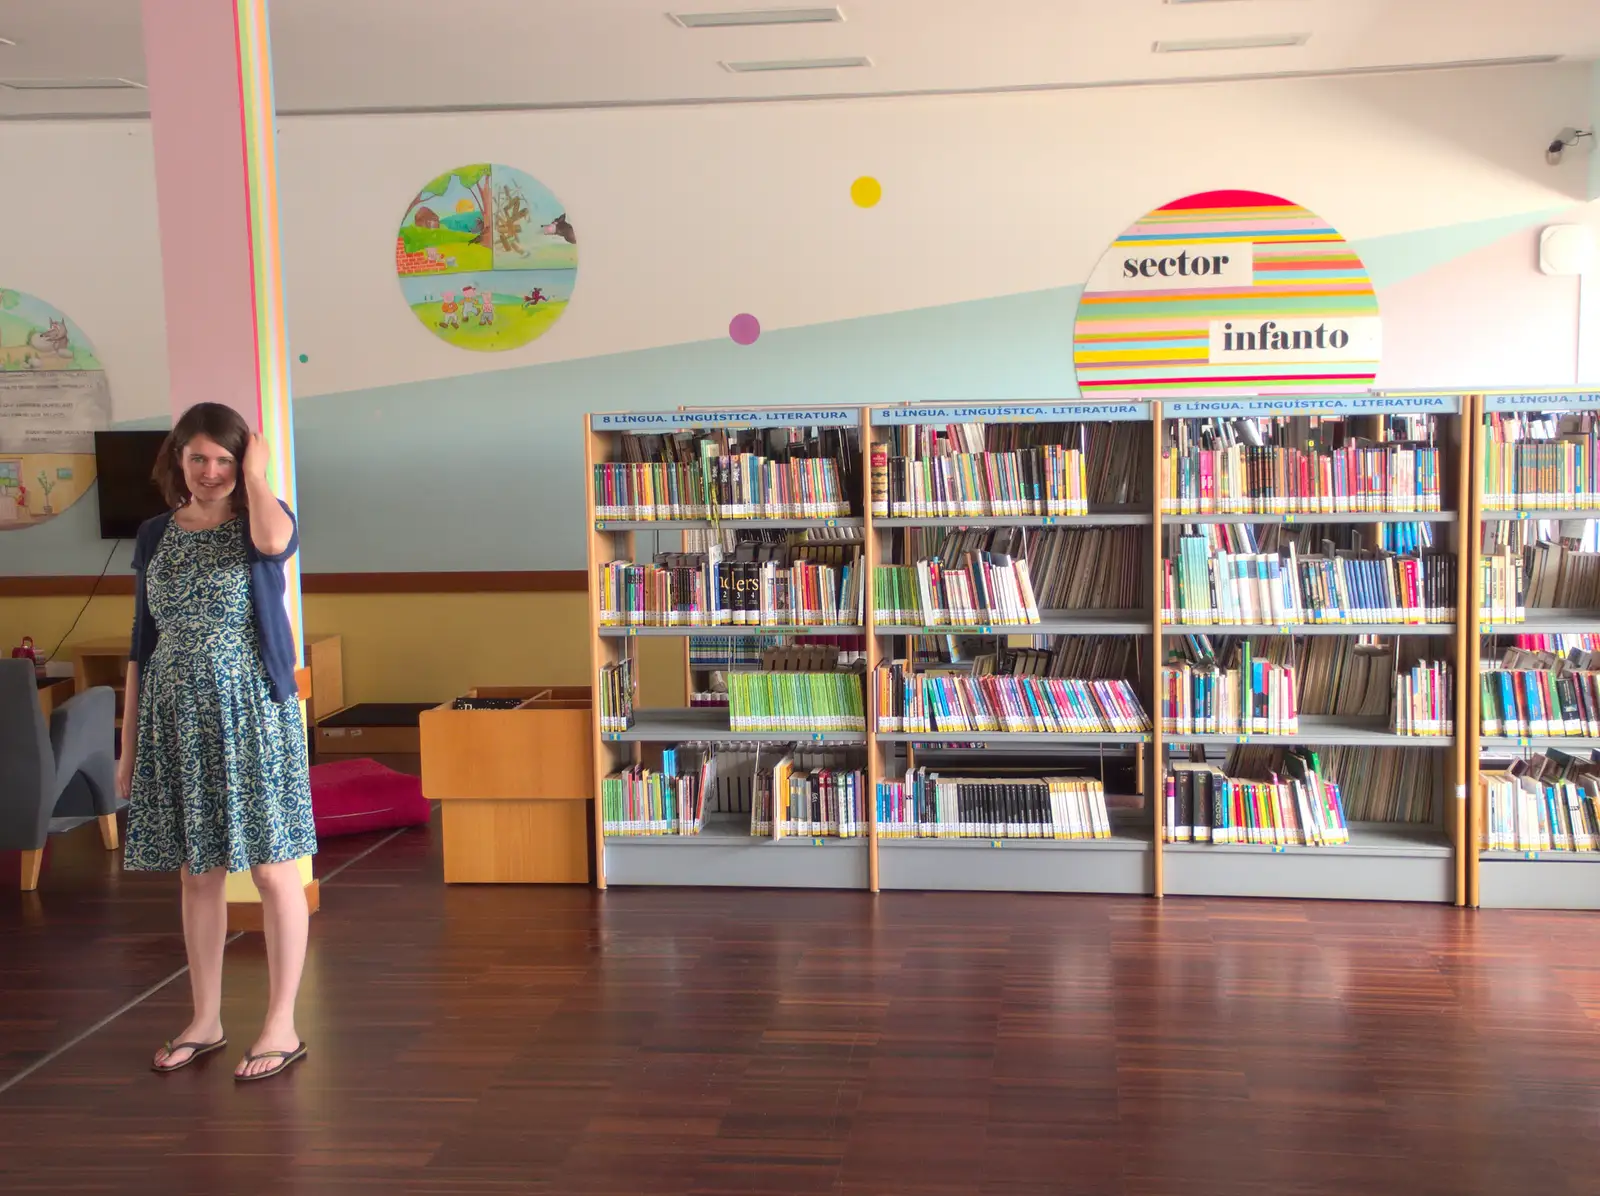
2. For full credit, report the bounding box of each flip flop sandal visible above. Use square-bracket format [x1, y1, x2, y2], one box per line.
[151, 1037, 227, 1073]
[233, 1041, 308, 1083]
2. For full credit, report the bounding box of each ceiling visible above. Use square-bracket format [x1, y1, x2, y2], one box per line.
[0, 0, 1598, 119]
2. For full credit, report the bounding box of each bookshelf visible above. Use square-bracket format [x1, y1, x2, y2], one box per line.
[1469, 390, 1600, 909]
[1154, 394, 1468, 904]
[584, 392, 1600, 908]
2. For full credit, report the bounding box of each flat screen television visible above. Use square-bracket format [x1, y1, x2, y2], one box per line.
[94, 430, 169, 539]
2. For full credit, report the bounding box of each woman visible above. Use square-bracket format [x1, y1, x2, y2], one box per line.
[117, 401, 316, 1082]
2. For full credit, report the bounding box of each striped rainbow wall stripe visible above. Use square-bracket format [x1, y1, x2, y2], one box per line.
[1073, 190, 1380, 397]
[233, 0, 302, 655]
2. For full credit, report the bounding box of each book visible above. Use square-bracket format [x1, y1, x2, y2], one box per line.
[598, 658, 634, 733]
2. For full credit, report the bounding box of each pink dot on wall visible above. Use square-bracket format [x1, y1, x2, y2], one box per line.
[728, 313, 761, 345]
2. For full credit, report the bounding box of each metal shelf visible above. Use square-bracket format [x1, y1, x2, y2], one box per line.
[603, 708, 866, 744]
[879, 827, 1150, 852]
[1166, 510, 1456, 525]
[1163, 821, 1454, 902]
[875, 731, 1151, 745]
[595, 517, 864, 531]
[1164, 622, 1454, 637]
[600, 624, 864, 638]
[602, 815, 869, 888]
[1477, 853, 1600, 909]
[1478, 609, 1600, 635]
[874, 507, 1150, 528]
[877, 824, 1153, 894]
[1164, 715, 1454, 747]
[1164, 821, 1450, 859]
[876, 610, 1151, 637]
[1479, 736, 1600, 753]
[1481, 509, 1600, 522]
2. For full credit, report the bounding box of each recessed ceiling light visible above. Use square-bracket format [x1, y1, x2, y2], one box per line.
[672, 6, 843, 27]
[1154, 33, 1310, 52]
[721, 55, 870, 72]
[1165, 1, 1294, 5]
[0, 76, 146, 91]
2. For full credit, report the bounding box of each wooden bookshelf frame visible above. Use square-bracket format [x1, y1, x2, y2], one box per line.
[579, 390, 1600, 908]
[1467, 388, 1600, 910]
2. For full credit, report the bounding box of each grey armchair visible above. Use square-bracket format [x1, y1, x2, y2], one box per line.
[1, 657, 124, 890]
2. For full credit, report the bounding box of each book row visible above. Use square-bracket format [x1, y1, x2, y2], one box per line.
[601, 751, 714, 836]
[1479, 649, 1600, 737]
[750, 758, 868, 838]
[1162, 537, 1457, 625]
[598, 555, 865, 627]
[1479, 750, 1600, 852]
[1164, 753, 1351, 846]
[1161, 415, 1443, 515]
[871, 663, 1150, 734]
[1481, 411, 1600, 510]
[593, 456, 851, 520]
[727, 671, 867, 733]
[875, 771, 1113, 840]
[873, 555, 1040, 627]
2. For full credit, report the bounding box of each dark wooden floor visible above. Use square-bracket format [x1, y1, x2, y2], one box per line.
[4, 819, 1600, 1196]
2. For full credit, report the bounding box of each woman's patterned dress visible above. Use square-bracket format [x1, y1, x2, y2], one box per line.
[123, 516, 317, 874]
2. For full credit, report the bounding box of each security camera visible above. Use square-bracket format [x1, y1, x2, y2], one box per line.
[1547, 127, 1594, 165]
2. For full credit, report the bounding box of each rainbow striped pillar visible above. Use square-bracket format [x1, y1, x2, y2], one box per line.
[143, 0, 312, 913]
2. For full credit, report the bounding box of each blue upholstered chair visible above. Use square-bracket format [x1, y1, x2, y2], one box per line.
[0, 657, 124, 890]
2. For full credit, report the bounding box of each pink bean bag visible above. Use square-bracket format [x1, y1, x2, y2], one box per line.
[309, 757, 431, 838]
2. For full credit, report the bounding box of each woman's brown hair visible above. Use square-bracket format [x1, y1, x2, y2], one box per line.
[151, 402, 252, 512]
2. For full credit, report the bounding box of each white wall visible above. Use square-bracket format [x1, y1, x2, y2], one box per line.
[0, 62, 1591, 424]
[1, 61, 1597, 572]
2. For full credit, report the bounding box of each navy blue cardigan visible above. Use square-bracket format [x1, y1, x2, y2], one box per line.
[128, 499, 301, 703]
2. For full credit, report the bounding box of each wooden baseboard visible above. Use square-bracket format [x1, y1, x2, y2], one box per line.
[226, 878, 320, 933]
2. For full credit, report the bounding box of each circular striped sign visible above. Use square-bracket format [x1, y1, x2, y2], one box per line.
[1073, 190, 1381, 397]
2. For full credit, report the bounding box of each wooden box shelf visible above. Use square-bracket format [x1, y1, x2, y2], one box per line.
[420, 686, 595, 885]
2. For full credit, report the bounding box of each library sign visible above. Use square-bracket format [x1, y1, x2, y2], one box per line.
[1073, 189, 1382, 398]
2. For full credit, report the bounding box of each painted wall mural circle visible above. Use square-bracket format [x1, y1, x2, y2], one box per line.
[395, 163, 577, 352]
[0, 288, 111, 532]
[1073, 190, 1381, 397]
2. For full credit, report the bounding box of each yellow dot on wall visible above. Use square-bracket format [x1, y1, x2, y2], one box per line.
[851, 176, 882, 208]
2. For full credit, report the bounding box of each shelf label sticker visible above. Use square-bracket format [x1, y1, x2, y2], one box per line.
[1271, 845, 1287, 853]
[1524, 851, 1540, 860]
[1283, 513, 1296, 524]
[592, 409, 860, 429]
[813, 837, 825, 846]
[992, 840, 1003, 848]
[1163, 395, 1458, 417]
[1456, 784, 1467, 803]
[1484, 392, 1600, 412]
[871, 403, 1150, 425]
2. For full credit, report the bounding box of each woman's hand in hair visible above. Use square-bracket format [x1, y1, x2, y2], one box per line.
[243, 433, 271, 483]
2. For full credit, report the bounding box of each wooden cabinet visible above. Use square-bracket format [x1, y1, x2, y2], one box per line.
[420, 687, 595, 884]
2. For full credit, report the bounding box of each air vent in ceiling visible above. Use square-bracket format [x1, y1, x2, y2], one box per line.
[721, 55, 870, 72]
[672, 6, 844, 28]
[0, 76, 146, 91]
[1154, 33, 1309, 52]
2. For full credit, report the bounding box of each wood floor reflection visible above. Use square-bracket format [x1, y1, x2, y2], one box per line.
[4, 813, 1600, 1195]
